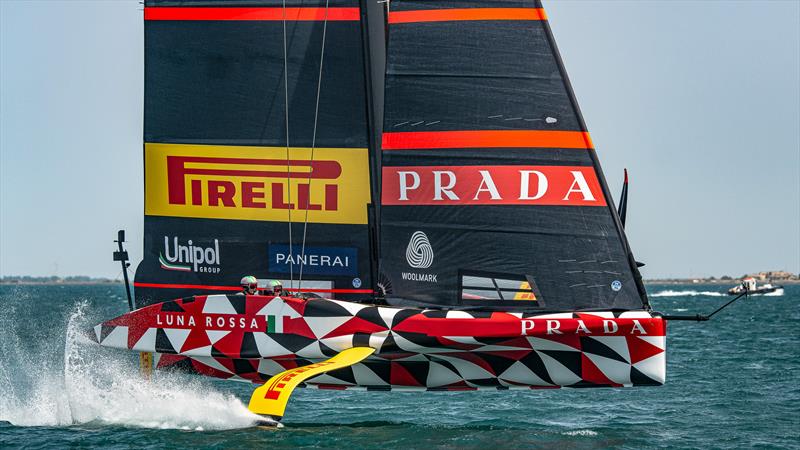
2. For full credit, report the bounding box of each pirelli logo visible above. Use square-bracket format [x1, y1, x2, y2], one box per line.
[264, 361, 336, 400]
[145, 143, 370, 224]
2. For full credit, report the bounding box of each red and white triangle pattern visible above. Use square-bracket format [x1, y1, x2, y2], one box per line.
[95, 295, 666, 390]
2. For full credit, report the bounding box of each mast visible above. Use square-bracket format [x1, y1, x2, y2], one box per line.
[358, 0, 387, 298]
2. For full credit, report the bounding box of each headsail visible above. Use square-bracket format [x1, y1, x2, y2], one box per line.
[378, 0, 648, 310]
[135, 0, 374, 306]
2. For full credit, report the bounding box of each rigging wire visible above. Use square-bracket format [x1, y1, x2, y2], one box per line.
[662, 288, 749, 321]
[298, 0, 330, 291]
[281, 0, 294, 291]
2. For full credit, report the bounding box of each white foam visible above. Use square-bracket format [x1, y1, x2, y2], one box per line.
[650, 290, 725, 297]
[762, 289, 784, 297]
[0, 302, 264, 430]
[563, 429, 598, 436]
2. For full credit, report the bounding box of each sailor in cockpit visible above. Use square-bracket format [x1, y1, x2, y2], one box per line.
[239, 276, 284, 296]
[239, 275, 259, 295]
[262, 280, 283, 297]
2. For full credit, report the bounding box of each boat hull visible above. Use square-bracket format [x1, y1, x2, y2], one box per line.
[93, 294, 666, 389]
[727, 286, 784, 295]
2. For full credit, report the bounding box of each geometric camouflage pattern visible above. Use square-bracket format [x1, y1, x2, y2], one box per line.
[93, 295, 666, 390]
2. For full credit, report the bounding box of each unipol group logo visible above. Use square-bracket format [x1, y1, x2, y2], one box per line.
[406, 231, 434, 268]
[145, 143, 370, 225]
[159, 236, 221, 274]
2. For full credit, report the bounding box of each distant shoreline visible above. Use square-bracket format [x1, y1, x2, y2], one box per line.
[0, 276, 121, 286]
[645, 279, 799, 285]
[0, 280, 122, 286]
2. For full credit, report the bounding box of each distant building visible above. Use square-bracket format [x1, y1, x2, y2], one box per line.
[747, 271, 799, 281]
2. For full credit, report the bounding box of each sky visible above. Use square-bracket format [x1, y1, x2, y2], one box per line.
[0, 0, 798, 279]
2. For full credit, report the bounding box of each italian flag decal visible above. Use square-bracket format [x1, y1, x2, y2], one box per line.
[266, 315, 282, 333]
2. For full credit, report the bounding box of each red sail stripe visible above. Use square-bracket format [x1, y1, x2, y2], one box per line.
[382, 130, 593, 150]
[388, 8, 547, 24]
[133, 282, 372, 294]
[144, 7, 361, 22]
[134, 282, 240, 291]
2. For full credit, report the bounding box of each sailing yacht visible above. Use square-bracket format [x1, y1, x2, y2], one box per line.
[94, 0, 666, 422]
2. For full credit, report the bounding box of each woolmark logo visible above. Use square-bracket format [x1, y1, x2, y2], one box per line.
[160, 236, 221, 273]
[406, 231, 434, 269]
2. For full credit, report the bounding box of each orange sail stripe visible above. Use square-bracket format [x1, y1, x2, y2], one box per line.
[388, 8, 546, 24]
[144, 7, 361, 22]
[382, 130, 593, 150]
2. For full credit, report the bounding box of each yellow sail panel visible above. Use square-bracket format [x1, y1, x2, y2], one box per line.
[145, 143, 370, 225]
[248, 347, 375, 419]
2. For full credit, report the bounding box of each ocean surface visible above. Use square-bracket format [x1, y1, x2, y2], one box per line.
[0, 284, 797, 449]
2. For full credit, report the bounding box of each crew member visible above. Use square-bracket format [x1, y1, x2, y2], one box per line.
[239, 275, 258, 295]
[271, 280, 284, 296]
[263, 280, 283, 297]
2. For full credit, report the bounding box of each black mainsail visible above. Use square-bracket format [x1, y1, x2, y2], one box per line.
[132, 0, 648, 312]
[378, 0, 648, 310]
[135, 0, 375, 306]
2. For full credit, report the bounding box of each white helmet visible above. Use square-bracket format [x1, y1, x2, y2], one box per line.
[240, 275, 258, 294]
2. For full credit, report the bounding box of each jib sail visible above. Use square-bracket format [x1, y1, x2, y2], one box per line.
[134, 0, 374, 306]
[378, 0, 648, 310]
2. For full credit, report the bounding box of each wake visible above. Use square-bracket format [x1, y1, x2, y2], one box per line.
[762, 289, 785, 297]
[650, 290, 726, 297]
[651, 289, 785, 298]
[0, 302, 262, 430]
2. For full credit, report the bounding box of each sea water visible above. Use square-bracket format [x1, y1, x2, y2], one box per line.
[0, 284, 797, 448]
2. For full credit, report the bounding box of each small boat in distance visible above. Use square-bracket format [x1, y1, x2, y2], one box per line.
[727, 277, 784, 296]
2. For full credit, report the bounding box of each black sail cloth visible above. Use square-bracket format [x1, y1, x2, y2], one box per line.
[378, 0, 648, 311]
[135, 0, 373, 306]
[134, 0, 648, 312]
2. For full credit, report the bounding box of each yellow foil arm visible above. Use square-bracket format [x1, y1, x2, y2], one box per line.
[248, 347, 375, 420]
[139, 352, 153, 379]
